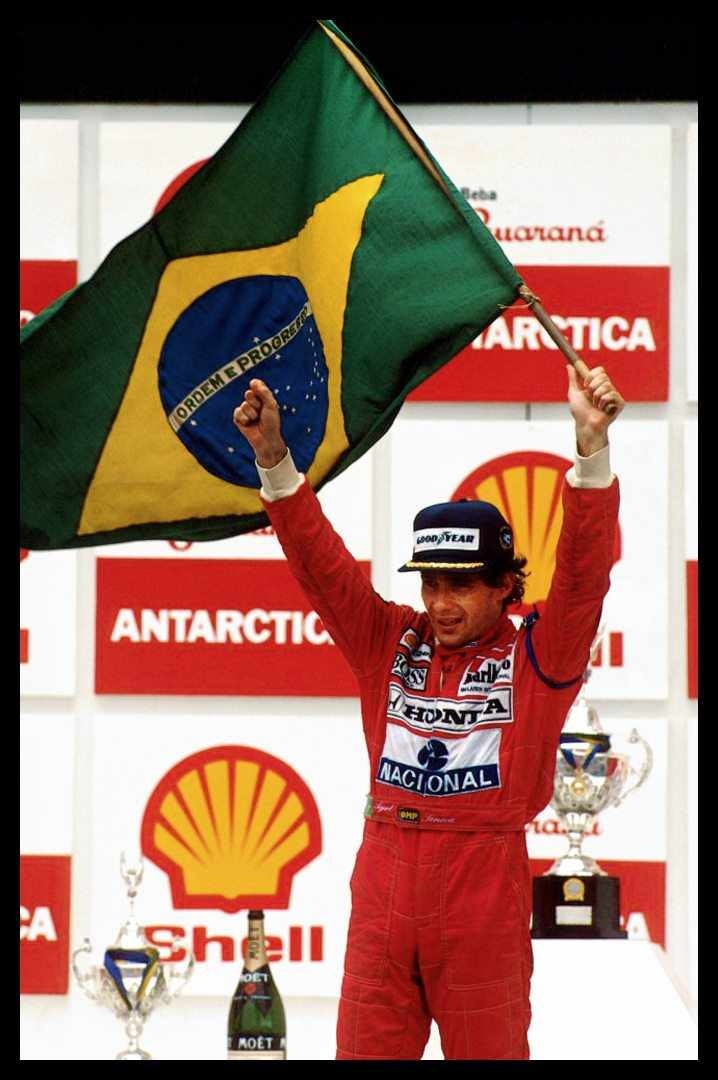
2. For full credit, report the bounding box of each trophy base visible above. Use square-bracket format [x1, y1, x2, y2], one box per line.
[546, 853, 606, 876]
[116, 1049, 152, 1060]
[531, 874, 628, 939]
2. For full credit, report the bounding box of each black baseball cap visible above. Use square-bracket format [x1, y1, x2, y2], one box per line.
[398, 499, 514, 573]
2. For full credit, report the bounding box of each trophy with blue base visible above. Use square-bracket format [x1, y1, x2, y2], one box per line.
[72, 853, 194, 1059]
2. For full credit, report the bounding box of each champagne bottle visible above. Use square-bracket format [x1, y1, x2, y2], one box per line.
[227, 910, 287, 1060]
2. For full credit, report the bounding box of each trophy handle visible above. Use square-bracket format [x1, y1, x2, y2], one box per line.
[161, 936, 195, 1004]
[611, 729, 653, 807]
[71, 938, 102, 1002]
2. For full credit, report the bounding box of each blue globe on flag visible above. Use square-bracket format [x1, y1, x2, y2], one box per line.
[158, 275, 329, 487]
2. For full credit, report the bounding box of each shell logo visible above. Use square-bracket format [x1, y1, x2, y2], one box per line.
[451, 451, 621, 613]
[141, 746, 322, 912]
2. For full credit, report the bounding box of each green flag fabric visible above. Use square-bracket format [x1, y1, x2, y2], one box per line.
[21, 20, 522, 549]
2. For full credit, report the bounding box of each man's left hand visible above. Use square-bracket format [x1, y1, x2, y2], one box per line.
[567, 364, 625, 456]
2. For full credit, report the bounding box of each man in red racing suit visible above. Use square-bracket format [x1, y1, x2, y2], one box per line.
[233, 365, 623, 1060]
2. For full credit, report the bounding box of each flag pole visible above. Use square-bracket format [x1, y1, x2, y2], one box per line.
[517, 284, 616, 414]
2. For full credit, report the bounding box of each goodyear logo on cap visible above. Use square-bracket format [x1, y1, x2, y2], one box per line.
[141, 745, 322, 912]
[414, 528, 479, 552]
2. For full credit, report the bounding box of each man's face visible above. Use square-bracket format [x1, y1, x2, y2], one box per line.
[420, 570, 511, 648]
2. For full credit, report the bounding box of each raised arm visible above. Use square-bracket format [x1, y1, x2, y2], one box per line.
[233, 379, 409, 676]
[527, 365, 624, 684]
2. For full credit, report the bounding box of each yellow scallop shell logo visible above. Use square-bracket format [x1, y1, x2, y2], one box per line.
[452, 451, 621, 611]
[141, 746, 322, 912]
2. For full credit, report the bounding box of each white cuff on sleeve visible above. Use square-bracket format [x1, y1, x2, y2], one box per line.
[566, 444, 614, 489]
[256, 449, 305, 501]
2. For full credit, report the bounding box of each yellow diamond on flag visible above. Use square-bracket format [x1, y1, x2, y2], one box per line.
[79, 175, 383, 536]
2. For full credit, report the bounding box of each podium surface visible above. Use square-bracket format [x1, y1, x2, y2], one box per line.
[527, 940, 697, 1061]
[20, 941, 696, 1060]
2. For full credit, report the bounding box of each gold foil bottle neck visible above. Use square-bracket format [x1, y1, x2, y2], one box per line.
[245, 910, 268, 971]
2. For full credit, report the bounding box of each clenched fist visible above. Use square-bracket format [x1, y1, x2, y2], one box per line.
[233, 379, 288, 469]
[567, 365, 625, 457]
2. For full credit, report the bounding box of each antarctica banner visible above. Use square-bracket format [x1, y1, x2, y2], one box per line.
[409, 124, 671, 403]
[93, 453, 373, 695]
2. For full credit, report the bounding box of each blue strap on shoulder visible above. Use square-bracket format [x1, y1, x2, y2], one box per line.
[522, 609, 584, 690]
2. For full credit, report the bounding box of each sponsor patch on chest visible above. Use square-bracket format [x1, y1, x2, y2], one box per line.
[458, 651, 514, 697]
[376, 725, 502, 797]
[387, 685, 512, 731]
[391, 653, 429, 691]
[398, 627, 433, 663]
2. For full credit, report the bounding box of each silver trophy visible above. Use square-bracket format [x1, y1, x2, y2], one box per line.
[72, 852, 194, 1060]
[547, 657, 653, 877]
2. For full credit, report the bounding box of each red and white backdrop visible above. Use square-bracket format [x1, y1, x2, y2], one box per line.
[686, 124, 697, 404]
[685, 419, 697, 699]
[89, 712, 366, 995]
[20, 548, 77, 697]
[99, 122, 237, 259]
[388, 415, 669, 941]
[20, 117, 688, 1001]
[411, 125, 671, 403]
[685, 415, 698, 993]
[685, 127, 697, 696]
[20, 119, 79, 327]
[20, 715, 75, 993]
[20, 120, 79, 698]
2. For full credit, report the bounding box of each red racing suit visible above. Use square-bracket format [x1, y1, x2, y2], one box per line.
[262, 469, 619, 1060]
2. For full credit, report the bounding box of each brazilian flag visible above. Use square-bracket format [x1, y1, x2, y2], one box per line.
[21, 20, 522, 549]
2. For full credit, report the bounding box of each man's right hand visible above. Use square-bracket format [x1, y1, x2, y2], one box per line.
[232, 379, 288, 469]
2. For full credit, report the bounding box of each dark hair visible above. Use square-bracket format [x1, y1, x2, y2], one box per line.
[477, 555, 530, 611]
